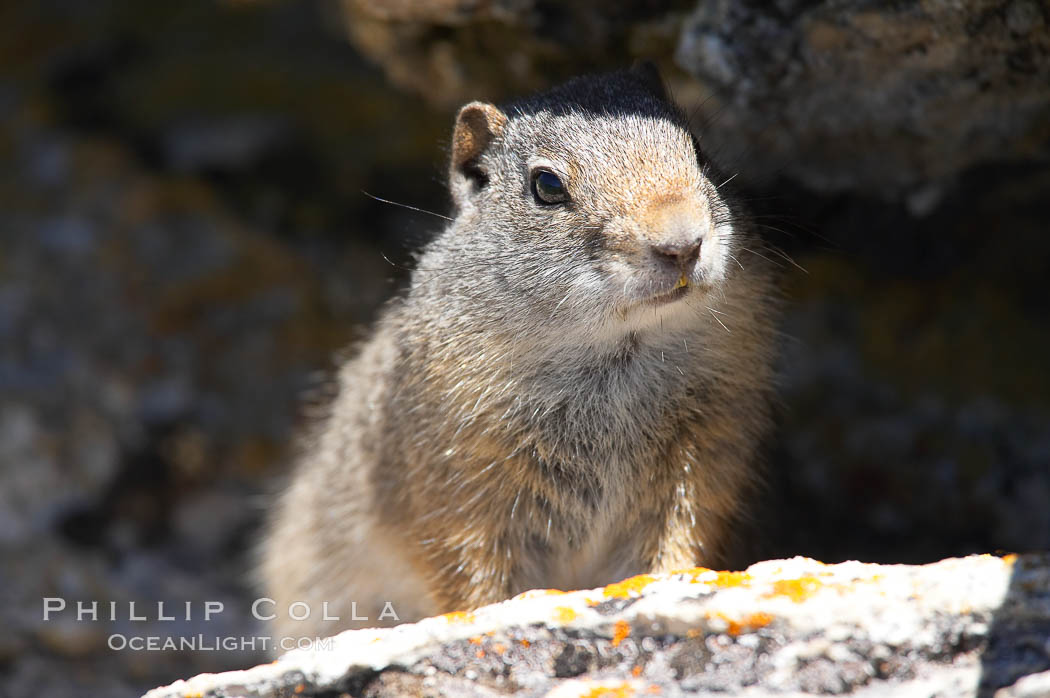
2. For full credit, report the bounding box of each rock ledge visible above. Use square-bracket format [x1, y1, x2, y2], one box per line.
[145, 554, 1050, 697]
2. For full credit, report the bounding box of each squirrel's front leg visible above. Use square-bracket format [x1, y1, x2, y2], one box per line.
[648, 506, 731, 574]
[415, 526, 521, 613]
[645, 456, 750, 574]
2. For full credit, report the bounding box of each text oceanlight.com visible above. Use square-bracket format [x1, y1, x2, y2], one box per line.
[106, 634, 332, 652]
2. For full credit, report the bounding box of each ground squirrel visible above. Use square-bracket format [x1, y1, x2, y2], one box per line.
[261, 65, 776, 642]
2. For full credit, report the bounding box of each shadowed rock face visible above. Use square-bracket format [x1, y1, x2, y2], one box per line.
[145, 554, 1050, 697]
[341, 0, 1050, 199]
[675, 0, 1050, 199]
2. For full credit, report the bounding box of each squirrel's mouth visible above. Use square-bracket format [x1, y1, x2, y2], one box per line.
[642, 275, 691, 307]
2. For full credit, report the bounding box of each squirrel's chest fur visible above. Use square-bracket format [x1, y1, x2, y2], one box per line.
[382, 323, 709, 593]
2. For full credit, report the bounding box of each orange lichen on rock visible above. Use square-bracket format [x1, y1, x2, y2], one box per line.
[554, 606, 579, 623]
[711, 571, 753, 588]
[442, 610, 477, 624]
[612, 620, 631, 647]
[579, 682, 635, 698]
[603, 574, 657, 599]
[631, 665, 643, 677]
[672, 568, 753, 588]
[746, 611, 774, 629]
[768, 576, 824, 602]
[709, 611, 774, 636]
[468, 636, 483, 645]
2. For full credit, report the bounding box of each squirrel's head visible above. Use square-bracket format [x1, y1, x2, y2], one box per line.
[440, 64, 747, 345]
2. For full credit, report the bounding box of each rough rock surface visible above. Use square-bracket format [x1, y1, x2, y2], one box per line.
[340, 0, 1050, 199]
[676, 0, 1050, 198]
[145, 554, 1050, 697]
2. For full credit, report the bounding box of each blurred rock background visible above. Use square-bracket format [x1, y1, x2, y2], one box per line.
[0, 1, 1046, 696]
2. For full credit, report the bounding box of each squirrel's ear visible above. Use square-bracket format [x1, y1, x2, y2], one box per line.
[451, 101, 507, 188]
[630, 60, 670, 103]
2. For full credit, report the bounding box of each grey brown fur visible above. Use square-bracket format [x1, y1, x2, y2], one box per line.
[261, 67, 777, 642]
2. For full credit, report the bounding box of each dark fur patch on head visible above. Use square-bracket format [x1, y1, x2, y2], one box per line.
[502, 70, 685, 128]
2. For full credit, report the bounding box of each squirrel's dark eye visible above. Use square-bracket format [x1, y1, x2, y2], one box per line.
[531, 169, 569, 205]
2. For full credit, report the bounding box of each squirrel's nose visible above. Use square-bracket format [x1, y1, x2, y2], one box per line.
[650, 238, 702, 271]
